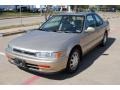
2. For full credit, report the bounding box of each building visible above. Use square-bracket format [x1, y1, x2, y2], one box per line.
[0, 5, 16, 11]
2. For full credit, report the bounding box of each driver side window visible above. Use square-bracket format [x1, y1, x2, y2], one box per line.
[86, 15, 96, 28]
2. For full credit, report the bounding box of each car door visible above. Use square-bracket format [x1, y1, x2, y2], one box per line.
[80, 14, 98, 54]
[93, 14, 105, 42]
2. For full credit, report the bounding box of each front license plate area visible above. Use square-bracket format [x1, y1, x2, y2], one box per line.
[14, 58, 26, 68]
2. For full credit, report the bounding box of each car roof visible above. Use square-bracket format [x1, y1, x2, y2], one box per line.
[57, 12, 96, 16]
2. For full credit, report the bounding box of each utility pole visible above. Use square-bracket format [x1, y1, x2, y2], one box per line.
[68, 5, 71, 12]
[20, 5, 22, 25]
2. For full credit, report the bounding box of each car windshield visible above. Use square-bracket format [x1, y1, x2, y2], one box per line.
[39, 15, 84, 33]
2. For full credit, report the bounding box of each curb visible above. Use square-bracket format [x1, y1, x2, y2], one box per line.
[0, 30, 26, 37]
[0, 28, 37, 37]
[0, 22, 42, 30]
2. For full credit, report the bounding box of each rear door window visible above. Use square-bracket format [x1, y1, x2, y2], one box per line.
[86, 15, 96, 28]
[94, 14, 103, 27]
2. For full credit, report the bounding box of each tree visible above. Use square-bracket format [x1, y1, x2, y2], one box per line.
[44, 5, 52, 21]
[70, 5, 89, 12]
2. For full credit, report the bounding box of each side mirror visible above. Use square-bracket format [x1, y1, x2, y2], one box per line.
[85, 27, 95, 33]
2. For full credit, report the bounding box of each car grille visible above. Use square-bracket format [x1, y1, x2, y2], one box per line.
[13, 48, 36, 56]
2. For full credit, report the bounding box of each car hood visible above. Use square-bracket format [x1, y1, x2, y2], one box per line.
[9, 30, 79, 51]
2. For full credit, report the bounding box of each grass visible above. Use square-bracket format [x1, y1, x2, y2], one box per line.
[0, 11, 41, 19]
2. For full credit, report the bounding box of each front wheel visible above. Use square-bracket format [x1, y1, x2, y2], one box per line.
[66, 48, 81, 73]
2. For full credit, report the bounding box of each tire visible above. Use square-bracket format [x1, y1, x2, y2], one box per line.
[66, 48, 81, 73]
[100, 32, 108, 47]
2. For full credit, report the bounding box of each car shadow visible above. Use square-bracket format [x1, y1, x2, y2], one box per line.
[22, 37, 116, 80]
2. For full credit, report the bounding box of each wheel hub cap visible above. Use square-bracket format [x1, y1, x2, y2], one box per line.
[104, 35, 107, 44]
[70, 52, 79, 70]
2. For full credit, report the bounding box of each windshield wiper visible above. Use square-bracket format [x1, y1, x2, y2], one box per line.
[57, 30, 79, 33]
[54, 30, 71, 33]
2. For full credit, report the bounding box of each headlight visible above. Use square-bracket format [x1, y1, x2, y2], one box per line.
[7, 44, 13, 51]
[36, 51, 63, 59]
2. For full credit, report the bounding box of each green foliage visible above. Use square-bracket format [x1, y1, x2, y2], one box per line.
[0, 11, 40, 19]
[70, 5, 89, 12]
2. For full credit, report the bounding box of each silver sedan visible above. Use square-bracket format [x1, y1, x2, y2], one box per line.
[6, 12, 110, 73]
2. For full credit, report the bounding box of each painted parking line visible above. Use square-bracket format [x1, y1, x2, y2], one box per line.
[0, 51, 40, 84]
[0, 52, 5, 56]
[22, 75, 40, 85]
[0, 33, 3, 37]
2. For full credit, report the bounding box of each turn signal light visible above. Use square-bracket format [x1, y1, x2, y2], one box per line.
[38, 65, 50, 69]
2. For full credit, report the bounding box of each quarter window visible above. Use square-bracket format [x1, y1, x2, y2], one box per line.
[94, 14, 103, 26]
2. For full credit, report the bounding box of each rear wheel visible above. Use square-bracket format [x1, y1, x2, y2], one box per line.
[100, 32, 108, 47]
[66, 48, 81, 73]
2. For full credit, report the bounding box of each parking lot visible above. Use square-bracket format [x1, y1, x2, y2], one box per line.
[0, 15, 120, 85]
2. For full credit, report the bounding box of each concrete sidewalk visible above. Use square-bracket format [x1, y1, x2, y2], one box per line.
[0, 25, 39, 36]
[0, 16, 44, 28]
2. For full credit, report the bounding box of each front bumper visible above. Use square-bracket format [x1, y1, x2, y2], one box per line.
[6, 50, 68, 73]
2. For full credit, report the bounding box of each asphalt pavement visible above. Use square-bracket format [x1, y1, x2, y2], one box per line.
[0, 17, 120, 85]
